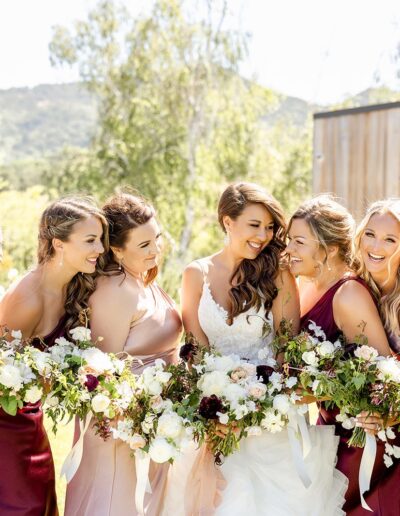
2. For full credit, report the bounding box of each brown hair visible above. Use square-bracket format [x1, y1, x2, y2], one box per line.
[100, 192, 158, 285]
[38, 196, 108, 331]
[354, 199, 400, 339]
[218, 182, 286, 323]
[288, 194, 355, 267]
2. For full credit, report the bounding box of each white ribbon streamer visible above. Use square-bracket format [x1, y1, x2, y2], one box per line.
[61, 412, 93, 483]
[297, 410, 312, 458]
[359, 433, 377, 512]
[287, 409, 312, 488]
[135, 450, 153, 515]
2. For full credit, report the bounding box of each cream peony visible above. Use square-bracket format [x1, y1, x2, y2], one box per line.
[156, 412, 183, 440]
[354, 345, 379, 362]
[197, 370, 230, 397]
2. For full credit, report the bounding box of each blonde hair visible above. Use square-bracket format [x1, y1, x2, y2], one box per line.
[218, 182, 287, 323]
[39, 196, 108, 331]
[288, 194, 355, 267]
[354, 199, 400, 338]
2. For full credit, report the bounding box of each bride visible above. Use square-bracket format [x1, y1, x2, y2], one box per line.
[163, 182, 347, 516]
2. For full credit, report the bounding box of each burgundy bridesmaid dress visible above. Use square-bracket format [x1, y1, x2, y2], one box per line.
[0, 317, 67, 516]
[300, 277, 400, 516]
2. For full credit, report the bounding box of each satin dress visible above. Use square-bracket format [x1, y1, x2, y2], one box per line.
[300, 277, 400, 516]
[0, 317, 66, 516]
[65, 283, 182, 516]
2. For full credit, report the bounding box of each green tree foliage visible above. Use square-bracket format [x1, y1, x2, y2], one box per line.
[48, 0, 311, 297]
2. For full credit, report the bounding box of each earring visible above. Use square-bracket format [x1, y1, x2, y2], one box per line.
[327, 260, 332, 272]
[118, 257, 123, 271]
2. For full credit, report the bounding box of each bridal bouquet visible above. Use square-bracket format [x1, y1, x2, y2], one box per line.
[112, 358, 195, 463]
[44, 326, 136, 437]
[268, 320, 344, 399]
[0, 330, 45, 415]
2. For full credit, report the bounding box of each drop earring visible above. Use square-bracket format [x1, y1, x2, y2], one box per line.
[118, 257, 123, 271]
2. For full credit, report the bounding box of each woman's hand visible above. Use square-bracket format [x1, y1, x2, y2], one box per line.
[356, 411, 384, 435]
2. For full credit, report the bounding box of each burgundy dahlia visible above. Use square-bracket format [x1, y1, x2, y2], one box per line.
[256, 365, 275, 385]
[199, 395, 223, 419]
[179, 342, 196, 362]
[84, 374, 99, 392]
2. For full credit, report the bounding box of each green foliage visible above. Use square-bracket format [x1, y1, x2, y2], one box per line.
[0, 186, 56, 289]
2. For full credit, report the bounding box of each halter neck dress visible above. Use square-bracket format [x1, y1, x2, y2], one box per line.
[65, 282, 182, 516]
[0, 315, 67, 516]
[300, 277, 400, 516]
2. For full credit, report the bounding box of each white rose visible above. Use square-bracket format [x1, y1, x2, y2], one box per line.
[217, 411, 229, 425]
[246, 425, 262, 437]
[82, 347, 114, 374]
[247, 382, 267, 399]
[149, 437, 176, 463]
[354, 345, 379, 362]
[91, 393, 111, 413]
[157, 412, 183, 440]
[0, 364, 23, 390]
[317, 341, 335, 357]
[70, 326, 91, 342]
[302, 351, 319, 367]
[197, 370, 230, 397]
[273, 394, 291, 415]
[24, 385, 43, 404]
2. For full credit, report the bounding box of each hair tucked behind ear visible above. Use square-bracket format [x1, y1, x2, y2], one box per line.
[38, 196, 108, 332]
[218, 182, 287, 323]
[98, 192, 158, 286]
[354, 199, 400, 339]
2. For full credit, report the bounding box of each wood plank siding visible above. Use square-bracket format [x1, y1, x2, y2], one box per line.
[313, 102, 400, 220]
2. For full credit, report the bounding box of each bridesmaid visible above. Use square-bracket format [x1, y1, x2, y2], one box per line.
[0, 197, 106, 516]
[286, 195, 398, 515]
[65, 192, 182, 516]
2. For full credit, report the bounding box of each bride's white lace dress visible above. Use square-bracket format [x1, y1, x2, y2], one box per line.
[163, 269, 347, 516]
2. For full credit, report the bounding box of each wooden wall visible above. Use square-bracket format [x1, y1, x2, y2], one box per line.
[313, 102, 400, 221]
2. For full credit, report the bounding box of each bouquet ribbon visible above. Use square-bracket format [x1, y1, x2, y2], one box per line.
[287, 409, 312, 488]
[359, 433, 376, 512]
[134, 450, 152, 515]
[61, 411, 93, 482]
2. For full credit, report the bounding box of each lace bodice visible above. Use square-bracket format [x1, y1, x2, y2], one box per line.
[198, 279, 275, 365]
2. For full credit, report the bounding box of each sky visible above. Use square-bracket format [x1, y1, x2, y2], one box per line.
[0, 0, 399, 104]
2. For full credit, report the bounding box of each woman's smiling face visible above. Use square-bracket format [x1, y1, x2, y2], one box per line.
[360, 212, 400, 285]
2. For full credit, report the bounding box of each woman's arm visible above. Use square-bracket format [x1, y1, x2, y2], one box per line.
[89, 280, 135, 354]
[333, 280, 391, 356]
[181, 262, 209, 347]
[271, 268, 300, 335]
[0, 284, 42, 339]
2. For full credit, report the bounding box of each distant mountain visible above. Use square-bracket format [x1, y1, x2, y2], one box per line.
[0, 83, 97, 164]
[0, 82, 399, 165]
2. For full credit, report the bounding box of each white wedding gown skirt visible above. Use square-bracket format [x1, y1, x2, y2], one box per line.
[162, 423, 347, 516]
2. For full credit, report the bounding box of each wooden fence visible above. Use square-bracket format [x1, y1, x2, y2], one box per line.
[313, 101, 400, 220]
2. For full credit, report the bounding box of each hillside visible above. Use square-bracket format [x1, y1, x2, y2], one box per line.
[0, 82, 399, 166]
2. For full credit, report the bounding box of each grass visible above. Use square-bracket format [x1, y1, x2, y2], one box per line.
[45, 404, 319, 514]
[45, 417, 74, 515]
